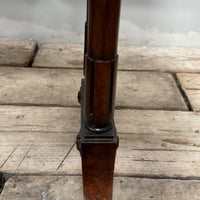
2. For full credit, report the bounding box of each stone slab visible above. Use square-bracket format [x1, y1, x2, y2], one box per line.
[0, 38, 37, 67]
[0, 67, 187, 110]
[1, 106, 200, 178]
[1, 176, 200, 200]
[177, 73, 200, 111]
[33, 43, 200, 73]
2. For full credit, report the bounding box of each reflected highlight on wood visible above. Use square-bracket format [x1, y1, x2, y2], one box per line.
[77, 0, 121, 199]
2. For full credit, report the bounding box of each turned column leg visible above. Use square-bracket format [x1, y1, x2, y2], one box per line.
[77, 0, 121, 199]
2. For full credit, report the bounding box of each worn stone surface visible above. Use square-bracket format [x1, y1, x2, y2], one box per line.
[32, 43, 83, 69]
[33, 43, 200, 72]
[0, 67, 83, 107]
[0, 133, 75, 173]
[1, 106, 200, 136]
[0, 40, 199, 199]
[1, 176, 200, 200]
[0, 67, 187, 110]
[1, 106, 200, 178]
[177, 73, 200, 111]
[116, 71, 187, 110]
[119, 46, 200, 73]
[0, 38, 37, 67]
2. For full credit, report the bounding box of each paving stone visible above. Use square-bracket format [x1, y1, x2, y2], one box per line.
[0, 38, 37, 67]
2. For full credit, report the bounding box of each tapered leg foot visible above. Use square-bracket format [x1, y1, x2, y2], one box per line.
[77, 80, 119, 200]
[81, 142, 118, 200]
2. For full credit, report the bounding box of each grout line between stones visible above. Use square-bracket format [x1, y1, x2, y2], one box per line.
[56, 142, 76, 171]
[0, 145, 18, 169]
[2, 172, 200, 181]
[29, 42, 39, 68]
[172, 74, 193, 111]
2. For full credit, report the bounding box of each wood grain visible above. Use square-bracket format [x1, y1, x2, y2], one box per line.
[116, 71, 186, 110]
[60, 132, 200, 178]
[177, 73, 200, 111]
[0, 106, 79, 133]
[0, 106, 199, 135]
[0, 67, 187, 110]
[0, 106, 200, 178]
[0, 38, 37, 67]
[119, 46, 200, 73]
[33, 43, 200, 73]
[2, 176, 200, 200]
[32, 43, 84, 69]
[0, 132, 76, 173]
[1, 40, 199, 199]
[0, 67, 83, 107]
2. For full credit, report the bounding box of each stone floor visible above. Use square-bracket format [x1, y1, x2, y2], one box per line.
[0, 38, 200, 199]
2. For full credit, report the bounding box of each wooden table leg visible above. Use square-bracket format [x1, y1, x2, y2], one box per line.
[77, 0, 121, 199]
[80, 140, 118, 200]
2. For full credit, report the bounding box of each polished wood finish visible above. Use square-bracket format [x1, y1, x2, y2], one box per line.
[84, 56, 118, 131]
[84, 0, 121, 132]
[82, 142, 118, 200]
[77, 0, 121, 199]
[87, 0, 121, 59]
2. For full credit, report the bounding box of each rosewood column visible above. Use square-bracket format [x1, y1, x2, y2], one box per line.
[77, 0, 121, 199]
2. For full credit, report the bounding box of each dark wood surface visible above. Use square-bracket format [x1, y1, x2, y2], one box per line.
[78, 0, 121, 199]
[87, 0, 121, 60]
[82, 143, 118, 200]
[84, 0, 121, 131]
